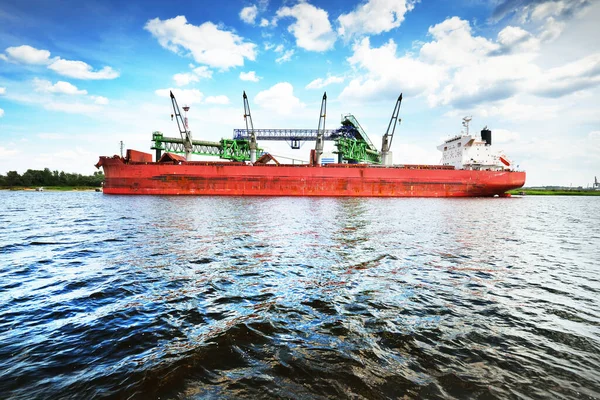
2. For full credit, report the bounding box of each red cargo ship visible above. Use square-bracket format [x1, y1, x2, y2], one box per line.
[96, 155, 524, 197]
[96, 93, 525, 197]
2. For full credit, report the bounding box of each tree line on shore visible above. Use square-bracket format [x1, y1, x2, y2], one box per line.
[0, 169, 104, 187]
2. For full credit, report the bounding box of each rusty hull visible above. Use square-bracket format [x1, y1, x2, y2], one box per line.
[96, 154, 526, 197]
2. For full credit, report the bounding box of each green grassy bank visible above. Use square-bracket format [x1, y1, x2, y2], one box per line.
[508, 189, 600, 196]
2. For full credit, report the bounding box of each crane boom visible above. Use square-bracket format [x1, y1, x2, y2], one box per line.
[315, 92, 327, 165]
[243, 91, 258, 163]
[169, 91, 193, 160]
[381, 93, 402, 165]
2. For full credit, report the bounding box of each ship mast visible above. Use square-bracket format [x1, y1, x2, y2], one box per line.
[169, 91, 193, 161]
[315, 92, 327, 165]
[381, 93, 402, 166]
[462, 116, 472, 136]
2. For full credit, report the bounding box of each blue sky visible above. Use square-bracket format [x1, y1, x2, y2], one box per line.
[0, 0, 598, 186]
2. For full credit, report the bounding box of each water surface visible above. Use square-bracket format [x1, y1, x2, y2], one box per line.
[1, 192, 599, 399]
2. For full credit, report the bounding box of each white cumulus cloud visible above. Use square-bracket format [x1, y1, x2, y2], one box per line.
[460, 97, 562, 122]
[33, 78, 88, 95]
[530, 1, 568, 21]
[275, 49, 294, 63]
[173, 73, 199, 86]
[155, 88, 204, 105]
[240, 5, 258, 24]
[254, 82, 304, 115]
[496, 26, 540, 54]
[340, 37, 444, 101]
[92, 96, 109, 105]
[338, 0, 415, 38]
[240, 71, 260, 82]
[173, 66, 213, 86]
[205, 95, 230, 105]
[531, 53, 600, 98]
[48, 59, 119, 80]
[275, 3, 336, 51]
[420, 17, 498, 67]
[0, 108, 4, 118]
[155, 88, 229, 106]
[492, 0, 591, 44]
[44, 102, 101, 114]
[492, 129, 521, 144]
[193, 66, 213, 78]
[306, 75, 344, 89]
[421, 19, 540, 107]
[145, 16, 257, 70]
[540, 17, 566, 42]
[339, 15, 594, 110]
[0, 87, 5, 95]
[2, 45, 52, 64]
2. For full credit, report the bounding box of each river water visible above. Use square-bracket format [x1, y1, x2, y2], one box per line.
[1, 192, 599, 399]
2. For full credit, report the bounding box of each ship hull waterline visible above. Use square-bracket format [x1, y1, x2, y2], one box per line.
[97, 157, 526, 197]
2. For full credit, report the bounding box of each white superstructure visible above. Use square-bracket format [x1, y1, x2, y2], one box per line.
[437, 117, 513, 171]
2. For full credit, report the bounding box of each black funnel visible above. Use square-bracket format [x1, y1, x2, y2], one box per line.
[481, 128, 492, 145]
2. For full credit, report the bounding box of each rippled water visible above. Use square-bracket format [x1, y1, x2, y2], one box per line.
[1, 191, 599, 399]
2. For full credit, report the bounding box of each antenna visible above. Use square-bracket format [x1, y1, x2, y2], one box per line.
[462, 116, 472, 136]
[120, 140, 124, 158]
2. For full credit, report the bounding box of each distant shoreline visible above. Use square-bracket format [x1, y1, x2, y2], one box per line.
[508, 189, 600, 196]
[0, 186, 101, 192]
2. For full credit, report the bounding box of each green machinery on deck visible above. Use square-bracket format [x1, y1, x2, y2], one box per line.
[151, 132, 262, 162]
[229, 114, 384, 164]
[152, 91, 402, 165]
[151, 114, 381, 164]
[334, 137, 381, 164]
[333, 115, 381, 164]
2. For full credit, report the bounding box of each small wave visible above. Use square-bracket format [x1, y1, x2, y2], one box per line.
[190, 258, 214, 264]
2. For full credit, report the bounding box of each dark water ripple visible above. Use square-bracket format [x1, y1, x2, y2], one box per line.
[1, 192, 599, 399]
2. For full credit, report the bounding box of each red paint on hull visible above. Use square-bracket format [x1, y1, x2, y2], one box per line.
[97, 156, 526, 197]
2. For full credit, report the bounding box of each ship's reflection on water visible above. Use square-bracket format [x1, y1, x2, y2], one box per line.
[0, 193, 599, 399]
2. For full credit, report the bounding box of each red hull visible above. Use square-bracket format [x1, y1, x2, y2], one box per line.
[97, 156, 525, 197]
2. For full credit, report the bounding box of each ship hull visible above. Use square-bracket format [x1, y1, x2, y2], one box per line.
[97, 156, 525, 197]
